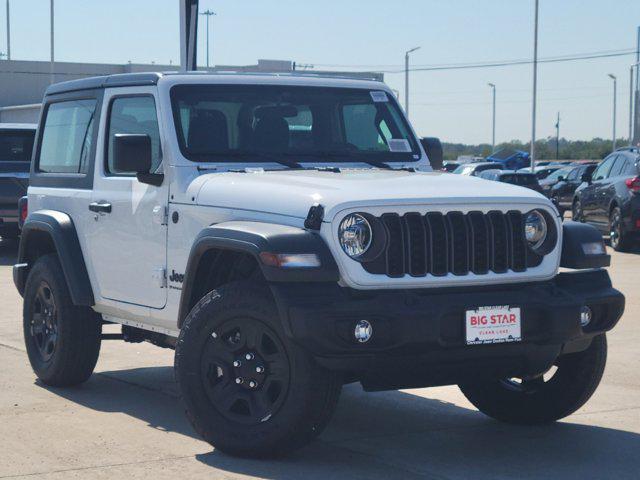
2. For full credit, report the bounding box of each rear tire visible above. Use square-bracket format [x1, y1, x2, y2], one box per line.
[23, 254, 102, 387]
[175, 282, 341, 458]
[609, 206, 633, 252]
[459, 334, 607, 424]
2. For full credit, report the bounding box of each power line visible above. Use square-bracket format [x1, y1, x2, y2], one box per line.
[303, 48, 636, 74]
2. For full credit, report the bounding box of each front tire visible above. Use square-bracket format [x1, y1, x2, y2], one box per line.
[572, 199, 584, 222]
[23, 254, 102, 387]
[175, 282, 341, 458]
[459, 334, 607, 424]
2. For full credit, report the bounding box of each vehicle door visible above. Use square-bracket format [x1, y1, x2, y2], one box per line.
[556, 166, 580, 207]
[594, 155, 624, 224]
[582, 156, 615, 223]
[85, 88, 168, 309]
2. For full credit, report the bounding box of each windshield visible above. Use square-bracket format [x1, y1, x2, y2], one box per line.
[501, 174, 538, 186]
[170, 85, 420, 163]
[545, 167, 571, 181]
[0, 130, 35, 162]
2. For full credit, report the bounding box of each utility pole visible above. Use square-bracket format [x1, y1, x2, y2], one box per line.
[50, 0, 55, 84]
[200, 9, 216, 69]
[488, 83, 496, 153]
[609, 74, 617, 151]
[404, 46, 421, 118]
[5, 0, 10, 60]
[630, 65, 635, 145]
[634, 26, 640, 145]
[555, 112, 560, 160]
[530, 0, 539, 173]
[180, 0, 199, 71]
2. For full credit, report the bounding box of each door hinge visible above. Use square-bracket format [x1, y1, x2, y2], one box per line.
[153, 205, 168, 226]
[153, 267, 167, 288]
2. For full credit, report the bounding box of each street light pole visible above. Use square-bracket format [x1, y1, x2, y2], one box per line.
[5, 0, 10, 60]
[530, 0, 539, 173]
[488, 83, 496, 153]
[200, 9, 216, 69]
[609, 74, 617, 151]
[630, 65, 635, 145]
[404, 46, 421, 118]
[50, 0, 54, 84]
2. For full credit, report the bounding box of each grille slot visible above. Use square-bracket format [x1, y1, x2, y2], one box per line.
[362, 210, 535, 278]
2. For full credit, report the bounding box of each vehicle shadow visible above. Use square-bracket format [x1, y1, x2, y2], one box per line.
[40, 365, 640, 480]
[0, 238, 18, 266]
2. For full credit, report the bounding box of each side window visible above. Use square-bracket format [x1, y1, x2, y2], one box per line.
[107, 96, 162, 175]
[608, 156, 627, 178]
[625, 158, 639, 176]
[593, 156, 616, 181]
[38, 99, 97, 173]
[567, 168, 579, 181]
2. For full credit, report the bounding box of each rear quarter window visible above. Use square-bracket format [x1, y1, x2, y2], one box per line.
[38, 99, 97, 174]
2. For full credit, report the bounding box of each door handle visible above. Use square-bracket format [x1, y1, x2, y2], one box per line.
[89, 201, 112, 214]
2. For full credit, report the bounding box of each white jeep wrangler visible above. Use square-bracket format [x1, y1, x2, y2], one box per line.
[14, 72, 624, 457]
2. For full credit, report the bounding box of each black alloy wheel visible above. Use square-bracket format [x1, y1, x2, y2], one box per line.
[200, 317, 290, 425]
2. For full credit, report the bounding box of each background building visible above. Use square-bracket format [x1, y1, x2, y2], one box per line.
[0, 59, 384, 123]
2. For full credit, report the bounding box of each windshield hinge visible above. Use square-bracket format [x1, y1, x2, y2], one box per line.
[153, 205, 169, 225]
[304, 204, 325, 230]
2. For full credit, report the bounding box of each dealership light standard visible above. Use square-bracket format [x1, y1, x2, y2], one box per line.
[609, 73, 617, 151]
[50, 0, 55, 84]
[488, 83, 496, 153]
[5, 0, 10, 60]
[200, 9, 216, 68]
[631, 63, 639, 145]
[530, 0, 539, 173]
[405, 46, 421, 118]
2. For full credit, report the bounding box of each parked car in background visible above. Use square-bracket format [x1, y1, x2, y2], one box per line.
[453, 161, 504, 176]
[573, 148, 640, 251]
[538, 166, 574, 196]
[485, 148, 530, 170]
[479, 169, 543, 194]
[0, 123, 36, 241]
[518, 165, 564, 180]
[550, 163, 598, 217]
[442, 161, 460, 172]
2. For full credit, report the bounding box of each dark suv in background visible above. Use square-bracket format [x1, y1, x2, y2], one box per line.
[0, 124, 36, 241]
[573, 148, 640, 251]
[550, 163, 598, 216]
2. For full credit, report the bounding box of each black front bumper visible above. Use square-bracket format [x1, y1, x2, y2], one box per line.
[270, 269, 624, 390]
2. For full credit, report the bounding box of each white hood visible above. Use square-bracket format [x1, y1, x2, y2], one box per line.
[193, 169, 553, 221]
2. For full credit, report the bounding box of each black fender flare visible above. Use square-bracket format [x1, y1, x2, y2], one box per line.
[14, 210, 94, 306]
[177, 221, 339, 326]
[560, 221, 610, 269]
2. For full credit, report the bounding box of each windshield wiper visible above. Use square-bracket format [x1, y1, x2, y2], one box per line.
[317, 150, 397, 170]
[205, 151, 305, 170]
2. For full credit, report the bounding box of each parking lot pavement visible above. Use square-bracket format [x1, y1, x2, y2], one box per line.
[0, 239, 639, 480]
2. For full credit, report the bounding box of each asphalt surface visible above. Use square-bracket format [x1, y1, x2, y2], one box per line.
[0, 237, 638, 479]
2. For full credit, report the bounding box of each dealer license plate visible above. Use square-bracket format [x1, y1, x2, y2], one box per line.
[465, 306, 522, 345]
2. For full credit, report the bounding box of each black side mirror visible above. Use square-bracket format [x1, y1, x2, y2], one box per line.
[113, 134, 163, 186]
[420, 137, 443, 171]
[557, 176, 565, 182]
[581, 172, 592, 184]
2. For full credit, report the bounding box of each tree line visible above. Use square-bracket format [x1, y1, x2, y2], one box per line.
[442, 137, 631, 161]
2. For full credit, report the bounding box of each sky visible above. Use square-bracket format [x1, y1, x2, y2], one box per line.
[1, 0, 639, 145]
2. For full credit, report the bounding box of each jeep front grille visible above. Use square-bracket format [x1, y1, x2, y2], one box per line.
[361, 211, 542, 278]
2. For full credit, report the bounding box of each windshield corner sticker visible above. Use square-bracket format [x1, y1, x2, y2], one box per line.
[388, 139, 412, 152]
[370, 91, 389, 103]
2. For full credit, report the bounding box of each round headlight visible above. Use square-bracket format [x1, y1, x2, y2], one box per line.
[339, 213, 372, 259]
[524, 210, 548, 250]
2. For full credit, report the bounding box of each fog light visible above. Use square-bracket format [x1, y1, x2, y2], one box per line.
[354, 320, 373, 343]
[580, 306, 593, 327]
